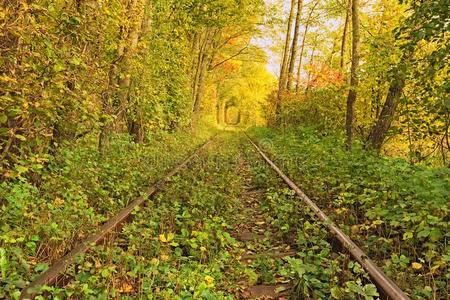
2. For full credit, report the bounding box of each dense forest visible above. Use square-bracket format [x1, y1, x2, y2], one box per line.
[1, 0, 449, 299]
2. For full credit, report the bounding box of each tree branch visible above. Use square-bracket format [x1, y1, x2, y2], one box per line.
[209, 43, 251, 70]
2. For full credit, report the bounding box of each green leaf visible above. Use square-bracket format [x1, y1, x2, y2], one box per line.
[331, 287, 343, 299]
[34, 263, 49, 273]
[0, 248, 8, 278]
[101, 268, 110, 278]
[53, 62, 65, 72]
[417, 229, 430, 239]
[70, 57, 82, 66]
[444, 99, 450, 109]
[15, 134, 27, 141]
[16, 165, 29, 174]
[429, 228, 442, 242]
[363, 284, 379, 298]
[403, 231, 413, 240]
[346, 281, 364, 294]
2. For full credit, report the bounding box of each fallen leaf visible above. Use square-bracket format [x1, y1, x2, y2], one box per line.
[412, 262, 422, 270]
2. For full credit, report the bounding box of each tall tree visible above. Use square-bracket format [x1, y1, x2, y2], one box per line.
[295, 0, 319, 93]
[192, 29, 216, 114]
[276, 0, 296, 118]
[344, 0, 360, 150]
[286, 0, 303, 91]
[367, 70, 406, 151]
[100, 0, 146, 151]
[367, 0, 448, 153]
[340, 0, 351, 70]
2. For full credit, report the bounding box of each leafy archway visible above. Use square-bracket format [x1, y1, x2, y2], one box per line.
[225, 105, 241, 125]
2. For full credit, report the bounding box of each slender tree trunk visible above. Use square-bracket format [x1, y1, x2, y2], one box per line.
[216, 101, 222, 125]
[99, 60, 120, 152]
[276, 0, 296, 119]
[189, 32, 200, 77]
[215, 83, 222, 125]
[304, 48, 315, 95]
[193, 59, 208, 113]
[99, 0, 145, 151]
[340, 0, 351, 70]
[345, 0, 360, 150]
[221, 101, 226, 125]
[127, 6, 152, 143]
[193, 29, 216, 114]
[286, 0, 303, 91]
[295, 1, 318, 93]
[192, 30, 209, 110]
[295, 32, 306, 93]
[116, 0, 145, 128]
[328, 35, 339, 65]
[367, 75, 406, 151]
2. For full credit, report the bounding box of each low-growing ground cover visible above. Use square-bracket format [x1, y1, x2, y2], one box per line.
[4, 128, 444, 299]
[0, 126, 215, 299]
[26, 133, 381, 299]
[248, 126, 450, 299]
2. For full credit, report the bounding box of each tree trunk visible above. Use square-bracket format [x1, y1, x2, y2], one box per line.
[345, 0, 360, 150]
[98, 61, 120, 152]
[192, 29, 216, 114]
[276, 0, 296, 119]
[328, 35, 339, 65]
[116, 0, 145, 128]
[128, 109, 145, 144]
[286, 0, 303, 91]
[193, 61, 207, 113]
[99, 0, 145, 151]
[295, 1, 318, 93]
[340, 0, 351, 70]
[192, 30, 209, 110]
[216, 101, 222, 125]
[367, 75, 405, 151]
[304, 47, 315, 95]
[221, 101, 227, 125]
[295, 31, 306, 93]
[127, 6, 152, 143]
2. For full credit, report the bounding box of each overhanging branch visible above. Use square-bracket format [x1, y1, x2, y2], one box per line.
[209, 43, 251, 70]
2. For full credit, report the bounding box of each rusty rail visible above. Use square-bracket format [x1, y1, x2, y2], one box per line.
[21, 136, 216, 299]
[245, 133, 410, 300]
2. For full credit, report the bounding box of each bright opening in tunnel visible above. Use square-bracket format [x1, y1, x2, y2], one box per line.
[225, 106, 240, 125]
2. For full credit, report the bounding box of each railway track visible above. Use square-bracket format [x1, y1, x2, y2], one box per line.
[20, 132, 409, 299]
[245, 133, 409, 300]
[20, 136, 216, 299]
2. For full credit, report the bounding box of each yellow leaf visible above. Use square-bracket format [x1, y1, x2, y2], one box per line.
[372, 219, 383, 225]
[54, 197, 65, 206]
[204, 275, 214, 287]
[166, 233, 174, 242]
[412, 262, 422, 270]
[159, 233, 174, 243]
[119, 283, 133, 293]
[158, 234, 167, 242]
[161, 254, 169, 261]
[95, 260, 101, 269]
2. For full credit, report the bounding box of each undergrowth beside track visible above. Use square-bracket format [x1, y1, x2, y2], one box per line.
[38, 133, 248, 299]
[249, 126, 450, 299]
[0, 125, 215, 299]
[3, 128, 447, 299]
[30, 133, 383, 299]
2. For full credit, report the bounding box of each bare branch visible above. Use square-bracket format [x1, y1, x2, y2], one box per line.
[209, 43, 251, 70]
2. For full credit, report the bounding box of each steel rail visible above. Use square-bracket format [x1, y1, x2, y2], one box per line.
[245, 133, 410, 300]
[20, 136, 216, 299]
